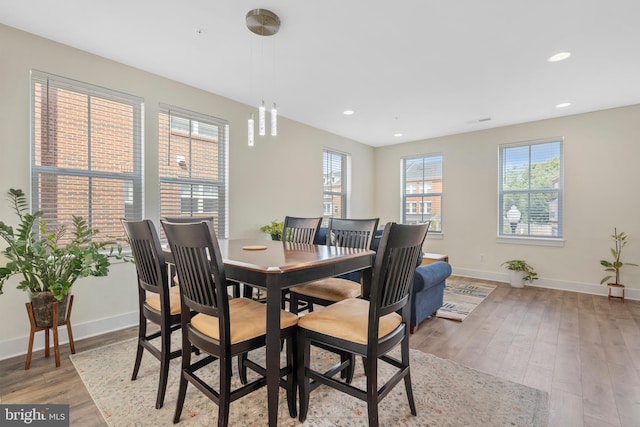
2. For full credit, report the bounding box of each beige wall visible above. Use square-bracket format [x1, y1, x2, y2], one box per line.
[0, 24, 375, 357]
[375, 104, 640, 296]
[2, 22, 640, 359]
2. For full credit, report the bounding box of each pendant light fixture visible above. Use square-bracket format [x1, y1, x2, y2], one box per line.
[246, 8, 280, 145]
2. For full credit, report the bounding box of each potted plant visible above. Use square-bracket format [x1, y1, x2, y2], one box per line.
[0, 188, 114, 327]
[600, 228, 637, 301]
[502, 259, 538, 288]
[260, 220, 284, 241]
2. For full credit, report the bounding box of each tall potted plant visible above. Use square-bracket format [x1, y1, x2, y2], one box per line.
[0, 189, 113, 327]
[600, 228, 637, 300]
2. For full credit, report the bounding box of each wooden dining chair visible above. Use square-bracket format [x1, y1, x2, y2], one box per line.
[296, 222, 430, 427]
[161, 220, 299, 426]
[281, 216, 322, 244]
[163, 216, 240, 298]
[121, 219, 183, 409]
[289, 217, 379, 315]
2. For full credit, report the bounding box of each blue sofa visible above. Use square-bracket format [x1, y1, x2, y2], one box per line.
[314, 227, 451, 333]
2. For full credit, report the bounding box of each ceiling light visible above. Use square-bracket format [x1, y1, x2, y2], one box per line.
[246, 9, 280, 145]
[343, 110, 354, 115]
[394, 132, 403, 137]
[556, 102, 571, 108]
[548, 52, 571, 62]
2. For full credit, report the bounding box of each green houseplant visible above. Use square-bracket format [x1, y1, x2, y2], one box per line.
[600, 228, 637, 300]
[260, 220, 284, 241]
[0, 189, 114, 326]
[502, 259, 538, 288]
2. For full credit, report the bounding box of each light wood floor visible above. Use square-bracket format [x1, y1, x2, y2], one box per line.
[1, 278, 639, 426]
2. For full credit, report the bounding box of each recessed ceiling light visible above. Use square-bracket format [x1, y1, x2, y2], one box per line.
[343, 110, 354, 115]
[556, 102, 571, 108]
[548, 52, 571, 62]
[394, 132, 403, 137]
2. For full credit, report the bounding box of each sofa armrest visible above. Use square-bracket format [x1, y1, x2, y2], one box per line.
[413, 261, 452, 293]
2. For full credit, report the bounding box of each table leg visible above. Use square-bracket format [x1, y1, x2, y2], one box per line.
[265, 280, 281, 426]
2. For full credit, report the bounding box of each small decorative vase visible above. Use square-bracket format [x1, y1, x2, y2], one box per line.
[508, 270, 526, 288]
[29, 291, 70, 328]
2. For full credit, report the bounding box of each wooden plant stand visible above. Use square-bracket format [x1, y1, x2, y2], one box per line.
[25, 295, 76, 369]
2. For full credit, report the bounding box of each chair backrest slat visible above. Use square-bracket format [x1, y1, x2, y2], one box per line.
[121, 219, 167, 295]
[282, 216, 322, 244]
[327, 218, 379, 250]
[162, 221, 228, 322]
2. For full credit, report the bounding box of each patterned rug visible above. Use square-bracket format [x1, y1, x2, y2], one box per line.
[436, 280, 497, 321]
[70, 336, 548, 426]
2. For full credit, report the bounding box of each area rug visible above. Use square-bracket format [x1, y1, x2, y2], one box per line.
[70, 336, 547, 426]
[436, 279, 497, 321]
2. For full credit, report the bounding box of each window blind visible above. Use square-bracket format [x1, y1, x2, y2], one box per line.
[401, 154, 443, 232]
[30, 70, 144, 244]
[322, 149, 348, 224]
[158, 104, 228, 239]
[499, 138, 563, 238]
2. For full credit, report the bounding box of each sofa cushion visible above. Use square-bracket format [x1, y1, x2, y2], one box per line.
[413, 261, 452, 293]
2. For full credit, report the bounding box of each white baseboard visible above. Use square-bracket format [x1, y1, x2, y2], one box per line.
[0, 310, 138, 361]
[452, 267, 640, 301]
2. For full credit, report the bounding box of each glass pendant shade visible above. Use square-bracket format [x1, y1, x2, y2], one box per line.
[271, 103, 277, 136]
[248, 115, 255, 146]
[258, 101, 266, 136]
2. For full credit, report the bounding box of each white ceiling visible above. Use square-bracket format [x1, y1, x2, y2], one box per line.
[2, 0, 639, 147]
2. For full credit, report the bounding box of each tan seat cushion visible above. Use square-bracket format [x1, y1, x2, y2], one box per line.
[190, 298, 299, 344]
[298, 298, 402, 344]
[290, 278, 361, 302]
[145, 286, 181, 315]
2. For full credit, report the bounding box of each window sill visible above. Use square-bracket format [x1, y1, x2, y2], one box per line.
[496, 236, 564, 247]
[426, 233, 443, 240]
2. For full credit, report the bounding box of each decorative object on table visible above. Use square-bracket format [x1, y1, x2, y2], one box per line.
[259, 219, 284, 241]
[600, 228, 637, 302]
[0, 188, 121, 368]
[69, 335, 549, 426]
[436, 279, 496, 322]
[502, 259, 538, 288]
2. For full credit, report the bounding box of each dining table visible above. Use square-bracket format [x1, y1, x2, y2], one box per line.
[165, 237, 374, 426]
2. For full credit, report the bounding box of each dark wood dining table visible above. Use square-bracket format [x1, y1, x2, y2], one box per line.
[166, 238, 374, 426]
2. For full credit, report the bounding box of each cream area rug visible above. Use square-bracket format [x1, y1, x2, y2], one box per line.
[436, 279, 497, 321]
[70, 336, 548, 426]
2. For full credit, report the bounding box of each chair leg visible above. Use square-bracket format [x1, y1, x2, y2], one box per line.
[297, 331, 310, 422]
[402, 332, 417, 416]
[238, 352, 248, 384]
[173, 341, 191, 424]
[286, 333, 297, 418]
[131, 314, 146, 381]
[156, 324, 171, 409]
[218, 356, 232, 427]
[366, 355, 379, 427]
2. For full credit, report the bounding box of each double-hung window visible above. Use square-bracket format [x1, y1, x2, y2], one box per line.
[31, 71, 144, 244]
[498, 138, 563, 238]
[322, 149, 349, 224]
[402, 154, 443, 232]
[158, 104, 228, 238]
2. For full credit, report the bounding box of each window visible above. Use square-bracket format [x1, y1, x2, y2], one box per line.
[498, 138, 563, 238]
[159, 104, 228, 238]
[402, 154, 443, 232]
[31, 71, 143, 244]
[322, 149, 348, 224]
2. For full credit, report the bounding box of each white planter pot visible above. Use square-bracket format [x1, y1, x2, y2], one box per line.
[508, 270, 526, 288]
[608, 283, 625, 299]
